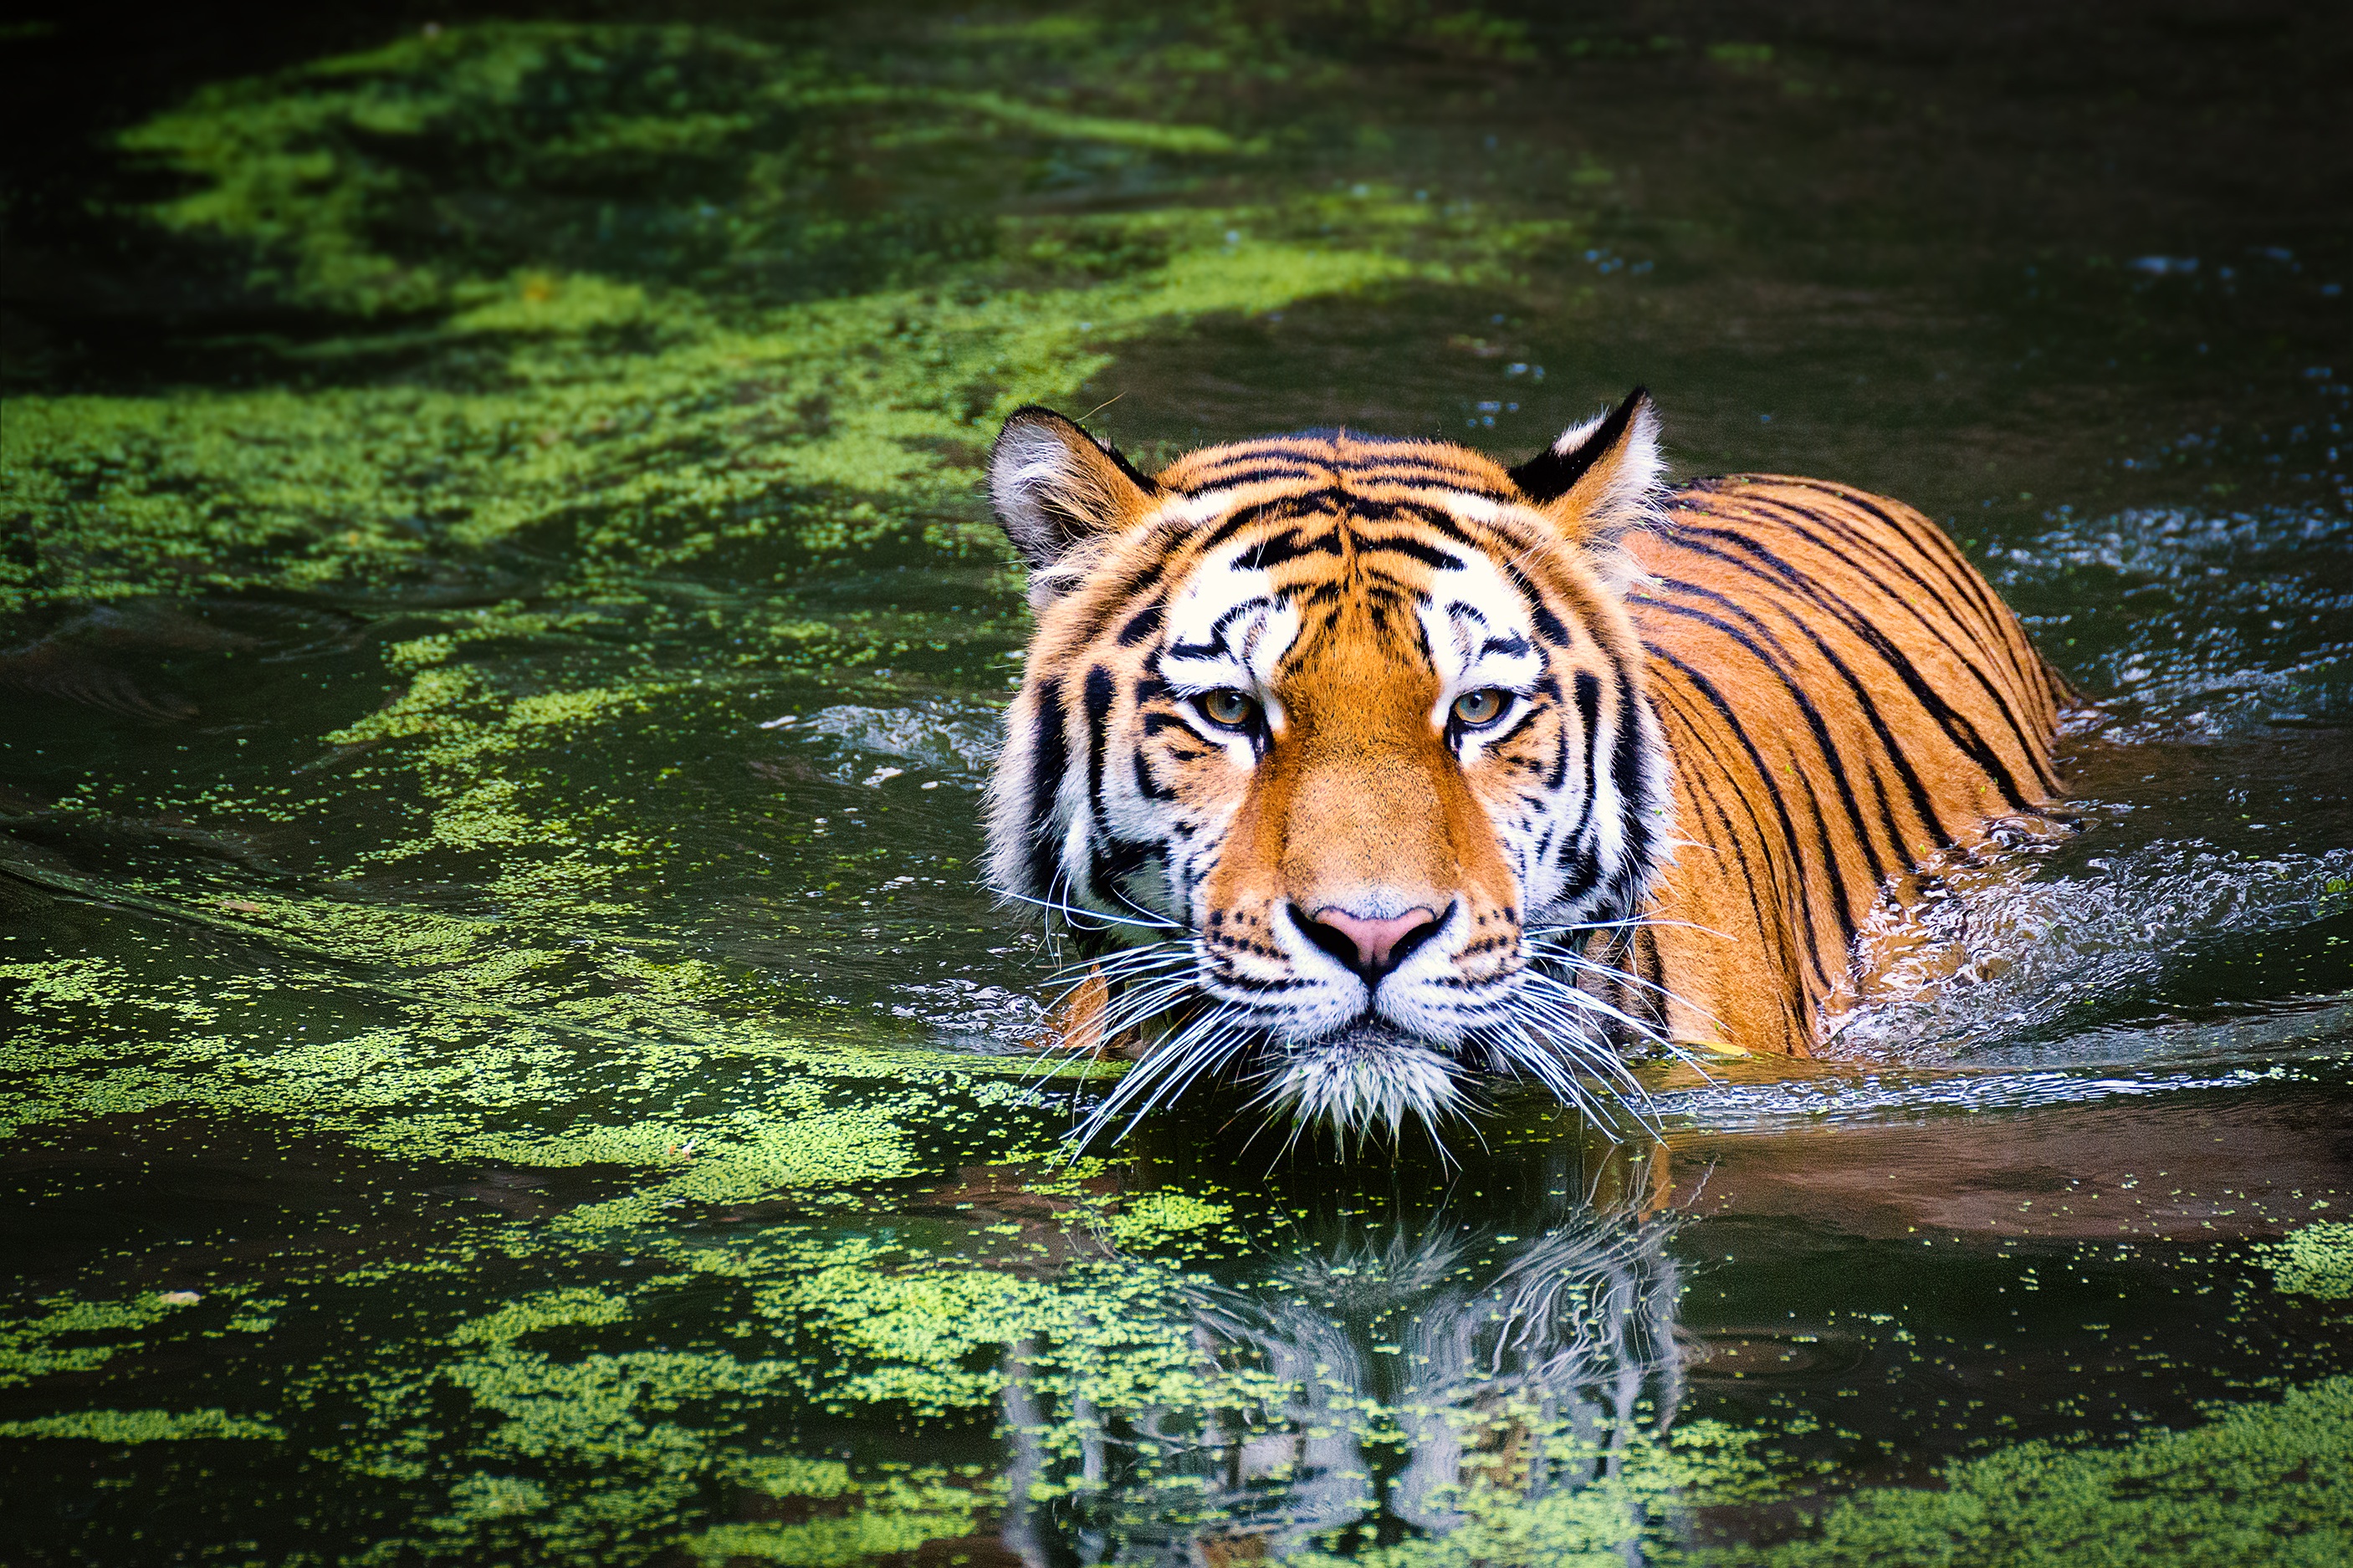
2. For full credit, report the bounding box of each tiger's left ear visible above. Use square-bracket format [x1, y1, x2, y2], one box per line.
[989, 406, 1161, 601]
[1507, 386, 1665, 544]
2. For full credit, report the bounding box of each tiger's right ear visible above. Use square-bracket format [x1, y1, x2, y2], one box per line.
[1507, 386, 1665, 546]
[988, 407, 1161, 591]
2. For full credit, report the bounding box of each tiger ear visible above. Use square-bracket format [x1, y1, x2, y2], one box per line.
[1508, 387, 1665, 543]
[988, 406, 1160, 588]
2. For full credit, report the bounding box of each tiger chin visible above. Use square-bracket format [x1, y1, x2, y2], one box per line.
[982, 389, 2069, 1151]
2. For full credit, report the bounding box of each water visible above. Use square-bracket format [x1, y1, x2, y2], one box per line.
[3, 3, 2350, 1563]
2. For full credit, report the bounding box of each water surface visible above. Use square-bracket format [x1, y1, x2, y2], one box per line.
[3, 3, 2350, 1563]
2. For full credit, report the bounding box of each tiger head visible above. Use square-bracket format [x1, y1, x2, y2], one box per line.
[984, 390, 1675, 1146]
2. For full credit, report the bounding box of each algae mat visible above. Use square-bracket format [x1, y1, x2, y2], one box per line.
[4, 4, 2352, 1564]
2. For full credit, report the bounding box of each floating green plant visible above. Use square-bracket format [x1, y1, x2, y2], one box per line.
[7, 18, 1568, 619]
[1734, 1377, 2353, 1568]
[2264, 1221, 2353, 1301]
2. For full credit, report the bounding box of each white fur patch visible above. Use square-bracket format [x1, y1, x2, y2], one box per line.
[1414, 553, 1545, 749]
[1549, 398, 1666, 544]
[1264, 1024, 1466, 1142]
[1160, 547, 1304, 712]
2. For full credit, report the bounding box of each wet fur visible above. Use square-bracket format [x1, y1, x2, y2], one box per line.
[984, 392, 2067, 1143]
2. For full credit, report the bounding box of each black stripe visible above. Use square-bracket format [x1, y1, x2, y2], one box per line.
[1133, 748, 1175, 802]
[1650, 679, 1813, 1037]
[1166, 595, 1273, 661]
[1240, 529, 1343, 569]
[1496, 555, 1573, 644]
[1638, 586, 1901, 881]
[1352, 534, 1463, 569]
[1788, 478, 2032, 690]
[1737, 492, 2060, 792]
[1192, 498, 1305, 554]
[1760, 487, 2034, 706]
[1373, 503, 1485, 547]
[1174, 463, 1331, 493]
[1647, 563, 1950, 856]
[1556, 672, 1599, 789]
[1548, 672, 1609, 902]
[1633, 926, 1669, 1036]
[1117, 596, 1165, 646]
[1067, 549, 1175, 649]
[1650, 647, 1846, 987]
[1661, 520, 2044, 813]
[1783, 758, 1865, 976]
[1022, 677, 1068, 897]
[1599, 665, 1659, 918]
[1082, 664, 1117, 806]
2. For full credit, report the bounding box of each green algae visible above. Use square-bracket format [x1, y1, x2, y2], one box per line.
[1734, 1377, 2353, 1568]
[0, 625, 1085, 1182]
[1106, 1190, 1232, 1246]
[2263, 1222, 2353, 1301]
[0, 1407, 285, 1442]
[0, 963, 968, 1185]
[1, 230, 1421, 612]
[3, 16, 1584, 616]
[0, 1150, 2341, 1567]
[1286, 1420, 1772, 1568]
[0, 1292, 191, 1389]
[678, 1486, 990, 1566]
[448, 1289, 632, 1347]
[113, 22, 1261, 318]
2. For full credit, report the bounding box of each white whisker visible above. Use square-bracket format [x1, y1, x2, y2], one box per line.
[1002, 888, 1181, 932]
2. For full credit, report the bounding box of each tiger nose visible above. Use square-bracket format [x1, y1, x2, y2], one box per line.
[1294, 904, 1444, 985]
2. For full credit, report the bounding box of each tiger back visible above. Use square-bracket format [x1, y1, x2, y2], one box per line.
[1614, 476, 2069, 1056]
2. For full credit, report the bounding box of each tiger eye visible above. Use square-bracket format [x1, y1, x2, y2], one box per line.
[1451, 688, 1506, 727]
[1200, 689, 1258, 728]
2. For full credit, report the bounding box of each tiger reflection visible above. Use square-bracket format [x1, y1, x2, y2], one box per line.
[994, 1165, 1686, 1566]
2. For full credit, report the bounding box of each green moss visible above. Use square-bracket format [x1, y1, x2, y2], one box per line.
[688, 1514, 907, 1561]
[2, 13, 1593, 619]
[117, 24, 811, 316]
[1285, 1419, 1770, 1568]
[1106, 1190, 1234, 1247]
[0, 1293, 187, 1389]
[2, 232, 1419, 613]
[0, 1407, 284, 1442]
[2264, 1222, 2353, 1300]
[1737, 1379, 2353, 1568]
[450, 1289, 632, 1347]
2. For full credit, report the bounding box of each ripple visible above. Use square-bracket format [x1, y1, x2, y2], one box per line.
[771, 698, 1004, 784]
[1832, 840, 2353, 1058]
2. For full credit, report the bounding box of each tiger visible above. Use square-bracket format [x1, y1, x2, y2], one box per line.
[982, 389, 2070, 1147]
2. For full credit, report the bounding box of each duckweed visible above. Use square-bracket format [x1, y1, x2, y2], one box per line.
[2264, 1223, 2353, 1302]
[1739, 1378, 2353, 1568]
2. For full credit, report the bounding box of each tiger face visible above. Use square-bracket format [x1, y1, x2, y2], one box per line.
[985, 391, 1674, 1144]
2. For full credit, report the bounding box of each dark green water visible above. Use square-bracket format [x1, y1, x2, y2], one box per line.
[3, 4, 2350, 1563]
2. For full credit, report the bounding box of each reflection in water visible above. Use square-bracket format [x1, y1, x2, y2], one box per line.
[997, 1147, 1687, 1565]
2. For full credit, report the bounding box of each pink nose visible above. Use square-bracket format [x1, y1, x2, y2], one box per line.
[1299, 905, 1442, 983]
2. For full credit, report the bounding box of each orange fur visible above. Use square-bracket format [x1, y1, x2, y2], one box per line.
[1621, 477, 2067, 1054]
[986, 398, 2068, 1116]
